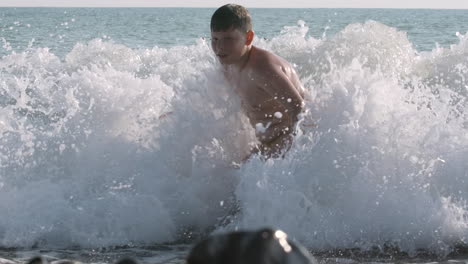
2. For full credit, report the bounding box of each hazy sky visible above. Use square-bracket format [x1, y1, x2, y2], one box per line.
[1, 0, 468, 9]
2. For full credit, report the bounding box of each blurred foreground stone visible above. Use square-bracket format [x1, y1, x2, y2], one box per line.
[187, 228, 317, 264]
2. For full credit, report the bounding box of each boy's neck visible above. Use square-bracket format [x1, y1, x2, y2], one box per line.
[233, 45, 253, 72]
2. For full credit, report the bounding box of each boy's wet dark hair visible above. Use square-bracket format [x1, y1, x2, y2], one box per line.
[210, 4, 252, 33]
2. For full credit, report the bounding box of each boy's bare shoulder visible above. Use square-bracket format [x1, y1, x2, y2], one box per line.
[248, 46, 291, 80]
[250, 46, 282, 67]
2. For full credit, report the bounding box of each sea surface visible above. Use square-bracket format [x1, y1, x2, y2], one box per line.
[1, 7, 468, 264]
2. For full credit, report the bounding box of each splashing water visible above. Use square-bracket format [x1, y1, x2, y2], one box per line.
[0, 21, 467, 257]
[232, 21, 468, 255]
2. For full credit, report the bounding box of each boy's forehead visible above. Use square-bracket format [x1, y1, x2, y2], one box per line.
[211, 28, 244, 36]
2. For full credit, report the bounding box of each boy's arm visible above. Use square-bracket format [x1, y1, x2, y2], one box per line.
[254, 62, 304, 119]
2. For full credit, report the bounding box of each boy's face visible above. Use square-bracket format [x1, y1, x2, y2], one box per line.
[211, 28, 253, 65]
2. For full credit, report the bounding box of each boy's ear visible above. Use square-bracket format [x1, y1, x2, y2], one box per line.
[246, 30, 254, 45]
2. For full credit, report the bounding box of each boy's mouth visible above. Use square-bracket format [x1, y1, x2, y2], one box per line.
[217, 54, 228, 59]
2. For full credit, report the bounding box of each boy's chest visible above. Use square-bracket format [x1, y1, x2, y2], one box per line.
[234, 74, 287, 120]
[235, 74, 269, 109]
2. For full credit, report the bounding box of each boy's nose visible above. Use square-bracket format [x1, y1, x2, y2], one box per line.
[215, 40, 225, 51]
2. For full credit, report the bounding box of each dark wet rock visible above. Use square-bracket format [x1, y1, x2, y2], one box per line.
[26, 257, 80, 264]
[187, 228, 317, 264]
[26, 257, 48, 264]
[114, 258, 139, 264]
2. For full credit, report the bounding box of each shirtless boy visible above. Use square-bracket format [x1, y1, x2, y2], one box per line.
[211, 4, 305, 159]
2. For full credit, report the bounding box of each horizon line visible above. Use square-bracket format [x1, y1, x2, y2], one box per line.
[0, 6, 467, 9]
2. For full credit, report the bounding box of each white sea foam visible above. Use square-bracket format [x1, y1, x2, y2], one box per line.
[0, 21, 467, 254]
[230, 21, 468, 255]
[0, 38, 254, 247]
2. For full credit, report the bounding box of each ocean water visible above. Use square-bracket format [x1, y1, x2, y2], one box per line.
[1, 7, 468, 264]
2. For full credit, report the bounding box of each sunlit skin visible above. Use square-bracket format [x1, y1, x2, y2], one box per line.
[211, 28, 305, 158]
